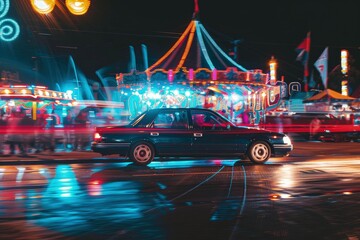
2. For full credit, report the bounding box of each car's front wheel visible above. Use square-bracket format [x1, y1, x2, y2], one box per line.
[129, 141, 155, 166]
[247, 141, 271, 164]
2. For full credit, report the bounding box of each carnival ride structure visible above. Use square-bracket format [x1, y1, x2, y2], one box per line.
[114, 1, 285, 123]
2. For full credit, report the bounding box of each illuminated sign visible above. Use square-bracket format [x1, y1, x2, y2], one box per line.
[269, 56, 277, 85]
[341, 80, 348, 96]
[0, 0, 20, 42]
[341, 49, 348, 75]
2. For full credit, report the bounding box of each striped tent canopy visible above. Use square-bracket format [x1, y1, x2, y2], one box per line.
[146, 1, 248, 73]
[303, 89, 355, 103]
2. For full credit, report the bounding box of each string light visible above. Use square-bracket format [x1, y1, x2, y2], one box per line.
[30, 0, 56, 14]
[65, 0, 91, 15]
[31, 0, 91, 15]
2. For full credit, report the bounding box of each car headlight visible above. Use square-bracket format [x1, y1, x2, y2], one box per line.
[283, 135, 292, 145]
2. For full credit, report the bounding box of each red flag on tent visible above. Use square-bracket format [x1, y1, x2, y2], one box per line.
[295, 32, 311, 77]
[295, 32, 311, 91]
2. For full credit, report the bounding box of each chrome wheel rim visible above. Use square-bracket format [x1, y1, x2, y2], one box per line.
[251, 143, 269, 161]
[133, 144, 152, 163]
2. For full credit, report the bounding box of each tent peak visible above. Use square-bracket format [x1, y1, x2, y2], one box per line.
[192, 0, 199, 20]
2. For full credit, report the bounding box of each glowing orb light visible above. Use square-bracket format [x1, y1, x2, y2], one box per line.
[66, 0, 91, 15]
[31, 0, 56, 14]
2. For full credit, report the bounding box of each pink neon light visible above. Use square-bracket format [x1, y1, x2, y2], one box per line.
[212, 69, 217, 80]
[189, 68, 194, 80]
[147, 21, 194, 72]
[168, 69, 174, 82]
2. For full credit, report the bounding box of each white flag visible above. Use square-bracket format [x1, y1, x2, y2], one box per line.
[314, 47, 328, 89]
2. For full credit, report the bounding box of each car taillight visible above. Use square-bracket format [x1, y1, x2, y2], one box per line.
[94, 132, 102, 141]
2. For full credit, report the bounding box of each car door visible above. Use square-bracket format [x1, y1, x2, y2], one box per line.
[190, 109, 239, 156]
[148, 109, 193, 156]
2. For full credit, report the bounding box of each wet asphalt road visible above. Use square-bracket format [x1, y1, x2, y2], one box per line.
[0, 142, 359, 240]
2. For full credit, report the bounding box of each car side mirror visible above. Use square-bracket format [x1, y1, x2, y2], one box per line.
[227, 124, 231, 130]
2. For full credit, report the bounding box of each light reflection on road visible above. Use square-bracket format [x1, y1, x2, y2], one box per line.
[0, 158, 359, 239]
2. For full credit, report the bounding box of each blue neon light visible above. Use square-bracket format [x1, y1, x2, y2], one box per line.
[0, 18, 20, 41]
[200, 23, 248, 72]
[195, 20, 215, 70]
[0, 0, 10, 18]
[0, 0, 20, 42]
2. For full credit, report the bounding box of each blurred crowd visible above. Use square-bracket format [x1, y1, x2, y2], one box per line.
[0, 107, 93, 156]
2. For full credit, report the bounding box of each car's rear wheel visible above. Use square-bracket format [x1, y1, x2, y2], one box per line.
[247, 141, 271, 164]
[129, 141, 155, 166]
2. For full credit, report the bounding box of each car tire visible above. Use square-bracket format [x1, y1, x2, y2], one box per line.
[129, 141, 155, 166]
[247, 141, 271, 164]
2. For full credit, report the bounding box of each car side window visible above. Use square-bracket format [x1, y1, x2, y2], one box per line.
[191, 110, 228, 130]
[153, 112, 174, 128]
[152, 110, 188, 129]
[171, 110, 188, 129]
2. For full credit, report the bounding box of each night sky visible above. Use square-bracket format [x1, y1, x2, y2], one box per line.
[2, 0, 360, 87]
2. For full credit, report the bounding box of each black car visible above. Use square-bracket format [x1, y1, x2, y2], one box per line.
[91, 108, 293, 165]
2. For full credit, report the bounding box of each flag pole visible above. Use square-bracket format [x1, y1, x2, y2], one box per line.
[295, 32, 311, 92]
[304, 32, 311, 92]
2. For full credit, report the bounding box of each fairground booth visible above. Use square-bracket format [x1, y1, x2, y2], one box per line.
[0, 84, 73, 121]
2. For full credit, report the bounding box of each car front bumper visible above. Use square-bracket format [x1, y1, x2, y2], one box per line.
[272, 144, 293, 157]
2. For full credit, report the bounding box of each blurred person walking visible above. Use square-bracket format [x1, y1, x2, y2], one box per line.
[309, 117, 321, 140]
[63, 109, 75, 151]
[74, 110, 90, 151]
[19, 110, 36, 154]
[34, 109, 50, 153]
[6, 109, 26, 156]
[0, 110, 6, 155]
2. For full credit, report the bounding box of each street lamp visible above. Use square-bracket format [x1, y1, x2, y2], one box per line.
[66, 0, 91, 15]
[31, 0, 91, 15]
[30, 0, 56, 14]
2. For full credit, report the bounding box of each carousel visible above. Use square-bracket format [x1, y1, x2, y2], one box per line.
[114, 1, 285, 124]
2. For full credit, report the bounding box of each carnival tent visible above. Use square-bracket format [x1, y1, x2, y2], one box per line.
[146, 1, 247, 72]
[303, 89, 355, 103]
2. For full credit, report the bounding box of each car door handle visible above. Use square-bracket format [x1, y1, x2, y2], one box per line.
[150, 132, 159, 136]
[194, 133, 202, 137]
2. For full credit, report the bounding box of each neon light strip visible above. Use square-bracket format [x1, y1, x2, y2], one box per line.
[196, 21, 215, 70]
[176, 20, 196, 71]
[200, 24, 248, 72]
[203, 32, 227, 68]
[162, 35, 183, 70]
[147, 21, 194, 72]
[0, 0, 20, 42]
[0, 0, 10, 18]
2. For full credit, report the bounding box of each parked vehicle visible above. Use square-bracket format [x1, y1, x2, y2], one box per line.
[263, 112, 360, 142]
[91, 108, 293, 165]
